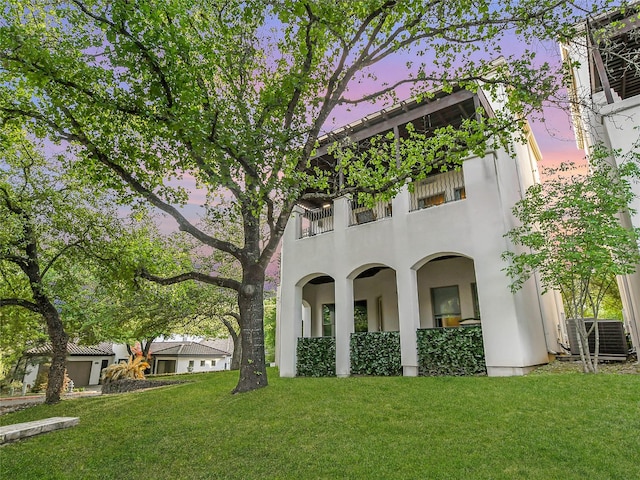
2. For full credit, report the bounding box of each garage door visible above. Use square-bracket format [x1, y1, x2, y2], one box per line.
[66, 361, 93, 386]
[156, 360, 176, 374]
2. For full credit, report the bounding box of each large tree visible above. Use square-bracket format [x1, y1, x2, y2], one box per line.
[0, 128, 141, 403]
[0, 0, 607, 393]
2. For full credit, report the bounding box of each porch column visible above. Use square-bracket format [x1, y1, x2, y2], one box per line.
[396, 267, 420, 376]
[277, 283, 303, 377]
[302, 302, 312, 338]
[392, 184, 411, 216]
[285, 205, 304, 241]
[335, 275, 354, 377]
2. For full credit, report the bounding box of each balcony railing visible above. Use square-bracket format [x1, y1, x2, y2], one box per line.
[348, 199, 392, 226]
[300, 205, 334, 238]
[409, 169, 465, 212]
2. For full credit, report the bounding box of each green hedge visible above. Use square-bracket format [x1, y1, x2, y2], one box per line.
[417, 327, 486, 376]
[297, 337, 336, 377]
[350, 332, 402, 376]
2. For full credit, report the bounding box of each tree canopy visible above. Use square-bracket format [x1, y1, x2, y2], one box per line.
[0, 0, 611, 392]
[0, 127, 145, 402]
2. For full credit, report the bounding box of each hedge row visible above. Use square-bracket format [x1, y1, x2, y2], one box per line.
[296, 326, 486, 377]
[417, 326, 486, 376]
[350, 332, 402, 376]
[297, 337, 336, 377]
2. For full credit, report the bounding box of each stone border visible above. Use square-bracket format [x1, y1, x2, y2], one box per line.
[0, 417, 79, 444]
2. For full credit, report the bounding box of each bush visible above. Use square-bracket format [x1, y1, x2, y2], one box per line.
[297, 337, 336, 377]
[350, 332, 402, 376]
[102, 355, 150, 383]
[417, 327, 486, 376]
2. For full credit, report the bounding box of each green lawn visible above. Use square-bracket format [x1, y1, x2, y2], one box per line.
[1, 368, 639, 479]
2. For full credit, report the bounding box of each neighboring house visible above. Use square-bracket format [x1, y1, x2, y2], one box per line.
[21, 339, 232, 388]
[23, 342, 114, 388]
[560, 5, 640, 351]
[276, 79, 565, 378]
[150, 341, 231, 374]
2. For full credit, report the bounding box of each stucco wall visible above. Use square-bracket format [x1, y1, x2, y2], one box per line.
[278, 146, 563, 377]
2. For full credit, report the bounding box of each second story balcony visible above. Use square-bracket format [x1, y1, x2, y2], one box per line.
[409, 169, 465, 211]
[296, 168, 467, 239]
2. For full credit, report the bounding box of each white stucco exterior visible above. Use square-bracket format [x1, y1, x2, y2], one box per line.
[561, 13, 640, 350]
[276, 87, 565, 378]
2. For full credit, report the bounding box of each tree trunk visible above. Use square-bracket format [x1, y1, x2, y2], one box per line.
[231, 333, 242, 371]
[221, 315, 241, 371]
[42, 306, 69, 404]
[29, 271, 69, 403]
[232, 266, 268, 394]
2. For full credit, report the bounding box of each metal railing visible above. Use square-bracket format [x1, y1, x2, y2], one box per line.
[409, 169, 466, 212]
[348, 199, 392, 226]
[300, 205, 334, 238]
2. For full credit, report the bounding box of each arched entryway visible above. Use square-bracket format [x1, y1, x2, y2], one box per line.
[350, 264, 399, 333]
[300, 273, 336, 338]
[415, 254, 480, 328]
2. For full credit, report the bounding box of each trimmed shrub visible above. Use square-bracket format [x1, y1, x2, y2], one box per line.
[350, 332, 402, 376]
[417, 326, 486, 376]
[297, 337, 336, 377]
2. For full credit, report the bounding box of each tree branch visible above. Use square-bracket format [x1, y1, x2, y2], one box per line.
[57, 105, 244, 260]
[0, 298, 40, 313]
[70, 0, 174, 109]
[40, 239, 85, 279]
[137, 268, 241, 292]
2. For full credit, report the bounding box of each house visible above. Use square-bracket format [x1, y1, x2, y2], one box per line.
[21, 339, 232, 388]
[560, 4, 640, 351]
[23, 342, 115, 388]
[276, 80, 566, 378]
[148, 341, 231, 374]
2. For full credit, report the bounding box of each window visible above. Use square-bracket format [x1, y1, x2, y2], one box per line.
[322, 301, 369, 335]
[431, 286, 461, 327]
[200, 360, 205, 367]
[188, 360, 194, 367]
[355, 208, 375, 224]
[354, 300, 368, 333]
[454, 187, 466, 200]
[418, 193, 445, 209]
[322, 304, 335, 337]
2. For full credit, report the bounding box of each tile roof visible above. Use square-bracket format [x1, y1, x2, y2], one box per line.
[201, 338, 234, 355]
[150, 341, 229, 357]
[27, 342, 114, 356]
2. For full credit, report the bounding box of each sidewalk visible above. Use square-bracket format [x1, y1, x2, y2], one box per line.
[0, 386, 102, 415]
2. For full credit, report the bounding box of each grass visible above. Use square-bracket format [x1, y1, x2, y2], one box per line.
[1, 367, 639, 479]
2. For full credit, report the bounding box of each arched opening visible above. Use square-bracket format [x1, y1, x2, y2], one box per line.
[350, 265, 399, 332]
[299, 274, 336, 338]
[415, 254, 480, 328]
[292, 273, 338, 377]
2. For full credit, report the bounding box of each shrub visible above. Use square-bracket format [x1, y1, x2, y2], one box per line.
[350, 332, 402, 376]
[102, 355, 150, 383]
[297, 337, 336, 377]
[417, 327, 486, 376]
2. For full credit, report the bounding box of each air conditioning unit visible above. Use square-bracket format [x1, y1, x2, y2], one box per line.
[566, 319, 628, 358]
